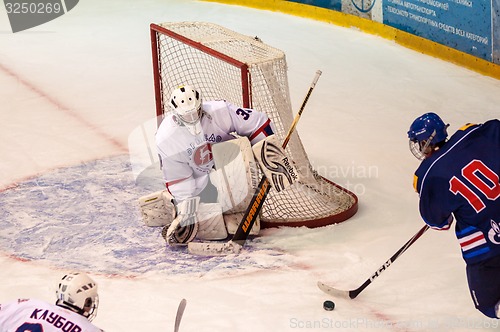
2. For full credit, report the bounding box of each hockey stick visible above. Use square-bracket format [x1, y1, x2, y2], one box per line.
[188, 70, 323, 256]
[318, 224, 430, 299]
[174, 298, 187, 332]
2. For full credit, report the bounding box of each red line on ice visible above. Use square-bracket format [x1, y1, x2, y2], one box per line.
[0, 62, 128, 153]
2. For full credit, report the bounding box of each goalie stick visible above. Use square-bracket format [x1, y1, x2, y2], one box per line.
[188, 70, 323, 256]
[174, 298, 187, 332]
[318, 224, 430, 299]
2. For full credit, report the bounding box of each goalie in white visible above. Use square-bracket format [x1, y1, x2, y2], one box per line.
[140, 84, 298, 246]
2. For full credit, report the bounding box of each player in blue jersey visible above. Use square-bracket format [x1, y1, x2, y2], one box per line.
[408, 113, 500, 319]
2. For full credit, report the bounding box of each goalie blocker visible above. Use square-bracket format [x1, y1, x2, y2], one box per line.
[138, 190, 176, 227]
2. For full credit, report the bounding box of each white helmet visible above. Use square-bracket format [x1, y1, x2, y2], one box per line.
[56, 272, 99, 322]
[169, 85, 203, 135]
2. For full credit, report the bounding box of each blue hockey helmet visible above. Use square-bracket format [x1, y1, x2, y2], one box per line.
[407, 113, 448, 160]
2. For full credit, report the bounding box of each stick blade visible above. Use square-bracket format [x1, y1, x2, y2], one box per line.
[187, 240, 242, 256]
[174, 298, 187, 332]
[317, 281, 351, 299]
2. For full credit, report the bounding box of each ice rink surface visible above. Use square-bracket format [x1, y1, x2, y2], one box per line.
[1, 1, 500, 331]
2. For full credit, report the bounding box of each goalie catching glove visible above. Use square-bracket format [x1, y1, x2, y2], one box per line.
[252, 134, 298, 192]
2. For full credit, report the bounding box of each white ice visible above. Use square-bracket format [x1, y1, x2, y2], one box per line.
[1, 1, 500, 331]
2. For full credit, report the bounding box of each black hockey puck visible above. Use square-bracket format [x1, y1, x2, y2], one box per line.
[323, 300, 335, 311]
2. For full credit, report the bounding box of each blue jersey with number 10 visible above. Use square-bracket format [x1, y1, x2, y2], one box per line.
[413, 119, 500, 265]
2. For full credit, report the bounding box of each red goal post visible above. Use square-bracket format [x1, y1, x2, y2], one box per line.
[150, 22, 358, 228]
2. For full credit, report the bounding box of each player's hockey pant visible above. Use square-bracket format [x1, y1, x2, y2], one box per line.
[466, 255, 500, 318]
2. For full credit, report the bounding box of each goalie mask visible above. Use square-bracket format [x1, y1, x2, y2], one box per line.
[407, 112, 448, 160]
[170, 85, 203, 135]
[56, 272, 99, 322]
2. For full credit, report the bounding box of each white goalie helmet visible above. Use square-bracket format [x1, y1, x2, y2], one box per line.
[169, 85, 203, 135]
[56, 272, 99, 322]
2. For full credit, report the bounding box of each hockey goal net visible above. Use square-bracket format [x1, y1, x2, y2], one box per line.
[150, 21, 358, 228]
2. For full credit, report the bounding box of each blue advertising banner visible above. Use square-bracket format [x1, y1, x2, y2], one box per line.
[383, 0, 492, 61]
[287, 0, 342, 12]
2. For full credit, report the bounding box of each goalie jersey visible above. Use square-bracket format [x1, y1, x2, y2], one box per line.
[156, 100, 274, 202]
[413, 119, 500, 265]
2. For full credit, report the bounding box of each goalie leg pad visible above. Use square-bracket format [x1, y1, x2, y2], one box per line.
[196, 203, 228, 240]
[224, 212, 260, 236]
[210, 137, 259, 213]
[164, 197, 200, 246]
[138, 190, 176, 227]
[252, 134, 298, 192]
[162, 221, 198, 246]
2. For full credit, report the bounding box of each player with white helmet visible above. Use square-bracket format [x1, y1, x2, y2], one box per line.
[56, 272, 100, 322]
[141, 84, 297, 246]
[0, 272, 103, 331]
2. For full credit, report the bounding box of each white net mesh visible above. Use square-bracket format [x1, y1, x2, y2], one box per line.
[151, 21, 357, 226]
